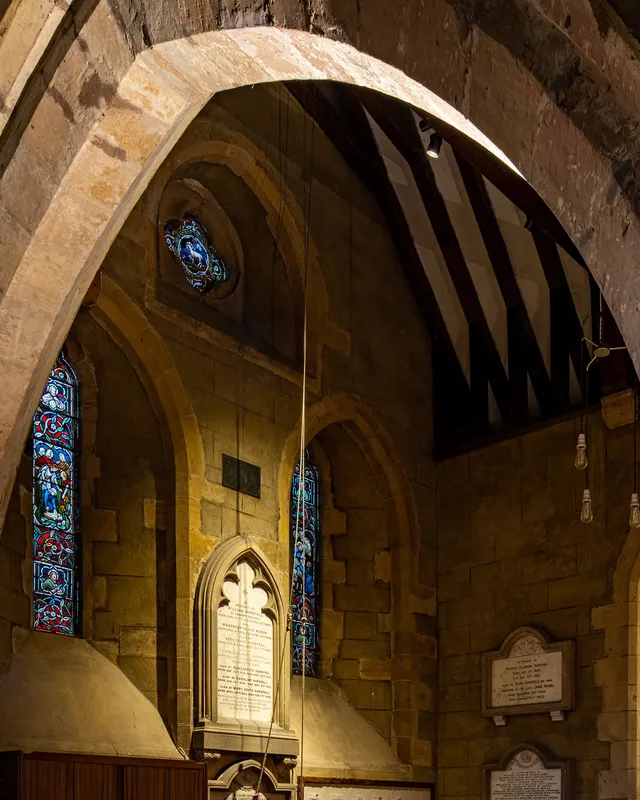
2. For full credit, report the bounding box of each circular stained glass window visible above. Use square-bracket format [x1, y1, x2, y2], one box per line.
[164, 216, 228, 293]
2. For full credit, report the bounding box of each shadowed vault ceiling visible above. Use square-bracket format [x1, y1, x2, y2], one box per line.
[286, 81, 632, 456]
[600, 1, 640, 43]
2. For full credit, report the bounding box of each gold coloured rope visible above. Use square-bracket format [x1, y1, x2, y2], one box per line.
[256, 83, 315, 800]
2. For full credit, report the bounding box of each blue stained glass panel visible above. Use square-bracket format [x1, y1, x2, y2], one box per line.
[164, 216, 228, 293]
[33, 442, 74, 532]
[32, 353, 79, 636]
[291, 451, 320, 676]
[34, 562, 73, 598]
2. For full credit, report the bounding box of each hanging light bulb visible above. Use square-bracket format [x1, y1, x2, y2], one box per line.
[630, 493, 640, 529]
[580, 488, 593, 524]
[574, 433, 588, 470]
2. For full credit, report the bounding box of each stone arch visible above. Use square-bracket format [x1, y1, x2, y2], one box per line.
[92, 275, 205, 483]
[209, 757, 295, 795]
[89, 274, 205, 746]
[277, 392, 424, 754]
[0, 25, 589, 527]
[277, 392, 419, 624]
[145, 119, 335, 387]
[592, 525, 640, 800]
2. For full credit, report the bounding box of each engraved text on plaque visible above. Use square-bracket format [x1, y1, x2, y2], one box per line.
[488, 748, 564, 800]
[217, 561, 273, 722]
[491, 649, 562, 707]
[482, 628, 574, 724]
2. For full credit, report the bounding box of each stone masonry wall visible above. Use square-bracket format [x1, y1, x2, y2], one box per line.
[0, 315, 172, 725]
[315, 425, 393, 741]
[0, 81, 437, 770]
[436, 410, 634, 800]
[107, 83, 438, 768]
[75, 313, 171, 724]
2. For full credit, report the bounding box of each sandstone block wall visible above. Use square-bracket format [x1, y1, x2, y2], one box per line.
[120, 83, 437, 766]
[314, 425, 393, 740]
[0, 78, 440, 768]
[436, 411, 633, 799]
[0, 315, 172, 730]
[78, 314, 171, 722]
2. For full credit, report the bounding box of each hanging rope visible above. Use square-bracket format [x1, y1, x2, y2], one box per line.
[255, 299, 308, 798]
[255, 84, 316, 800]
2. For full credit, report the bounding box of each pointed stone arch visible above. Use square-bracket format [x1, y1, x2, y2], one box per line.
[193, 535, 297, 757]
[276, 392, 430, 760]
[208, 757, 296, 797]
[592, 525, 640, 799]
[90, 274, 205, 746]
[277, 392, 420, 629]
[0, 26, 534, 528]
[145, 119, 335, 388]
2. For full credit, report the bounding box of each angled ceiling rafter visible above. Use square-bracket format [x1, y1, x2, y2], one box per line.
[357, 89, 512, 426]
[530, 226, 592, 399]
[454, 152, 553, 422]
[284, 80, 474, 440]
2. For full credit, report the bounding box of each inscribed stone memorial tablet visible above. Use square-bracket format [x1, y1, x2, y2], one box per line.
[485, 746, 567, 800]
[482, 627, 574, 723]
[491, 648, 562, 707]
[217, 561, 274, 722]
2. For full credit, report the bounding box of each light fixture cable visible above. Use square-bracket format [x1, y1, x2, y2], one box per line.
[581, 368, 593, 523]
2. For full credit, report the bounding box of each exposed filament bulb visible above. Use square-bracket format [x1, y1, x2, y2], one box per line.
[580, 488, 593, 524]
[630, 493, 640, 529]
[575, 433, 588, 470]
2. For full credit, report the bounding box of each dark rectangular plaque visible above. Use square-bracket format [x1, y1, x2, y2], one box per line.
[222, 454, 261, 499]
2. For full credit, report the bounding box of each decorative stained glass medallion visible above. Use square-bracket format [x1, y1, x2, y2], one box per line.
[32, 353, 79, 636]
[291, 450, 320, 676]
[164, 216, 227, 293]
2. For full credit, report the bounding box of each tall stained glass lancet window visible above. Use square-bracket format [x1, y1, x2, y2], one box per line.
[32, 352, 79, 635]
[291, 450, 320, 676]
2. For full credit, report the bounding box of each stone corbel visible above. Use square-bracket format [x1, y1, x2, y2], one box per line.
[194, 749, 222, 763]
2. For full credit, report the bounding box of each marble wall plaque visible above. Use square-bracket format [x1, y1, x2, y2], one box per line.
[491, 648, 562, 707]
[304, 781, 432, 800]
[484, 745, 569, 800]
[217, 561, 273, 722]
[482, 628, 574, 724]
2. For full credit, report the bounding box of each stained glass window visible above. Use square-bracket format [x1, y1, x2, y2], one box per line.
[291, 450, 320, 676]
[164, 216, 228, 293]
[32, 352, 79, 635]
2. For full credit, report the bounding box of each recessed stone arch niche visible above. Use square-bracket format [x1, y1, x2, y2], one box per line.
[194, 536, 298, 759]
[209, 758, 296, 800]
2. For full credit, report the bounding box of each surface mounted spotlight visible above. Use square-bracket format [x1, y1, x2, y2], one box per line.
[426, 132, 443, 159]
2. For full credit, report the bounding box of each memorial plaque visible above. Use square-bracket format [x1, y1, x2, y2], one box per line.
[303, 780, 433, 800]
[217, 561, 273, 722]
[222, 455, 261, 499]
[482, 627, 574, 725]
[484, 744, 569, 800]
[193, 542, 298, 757]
